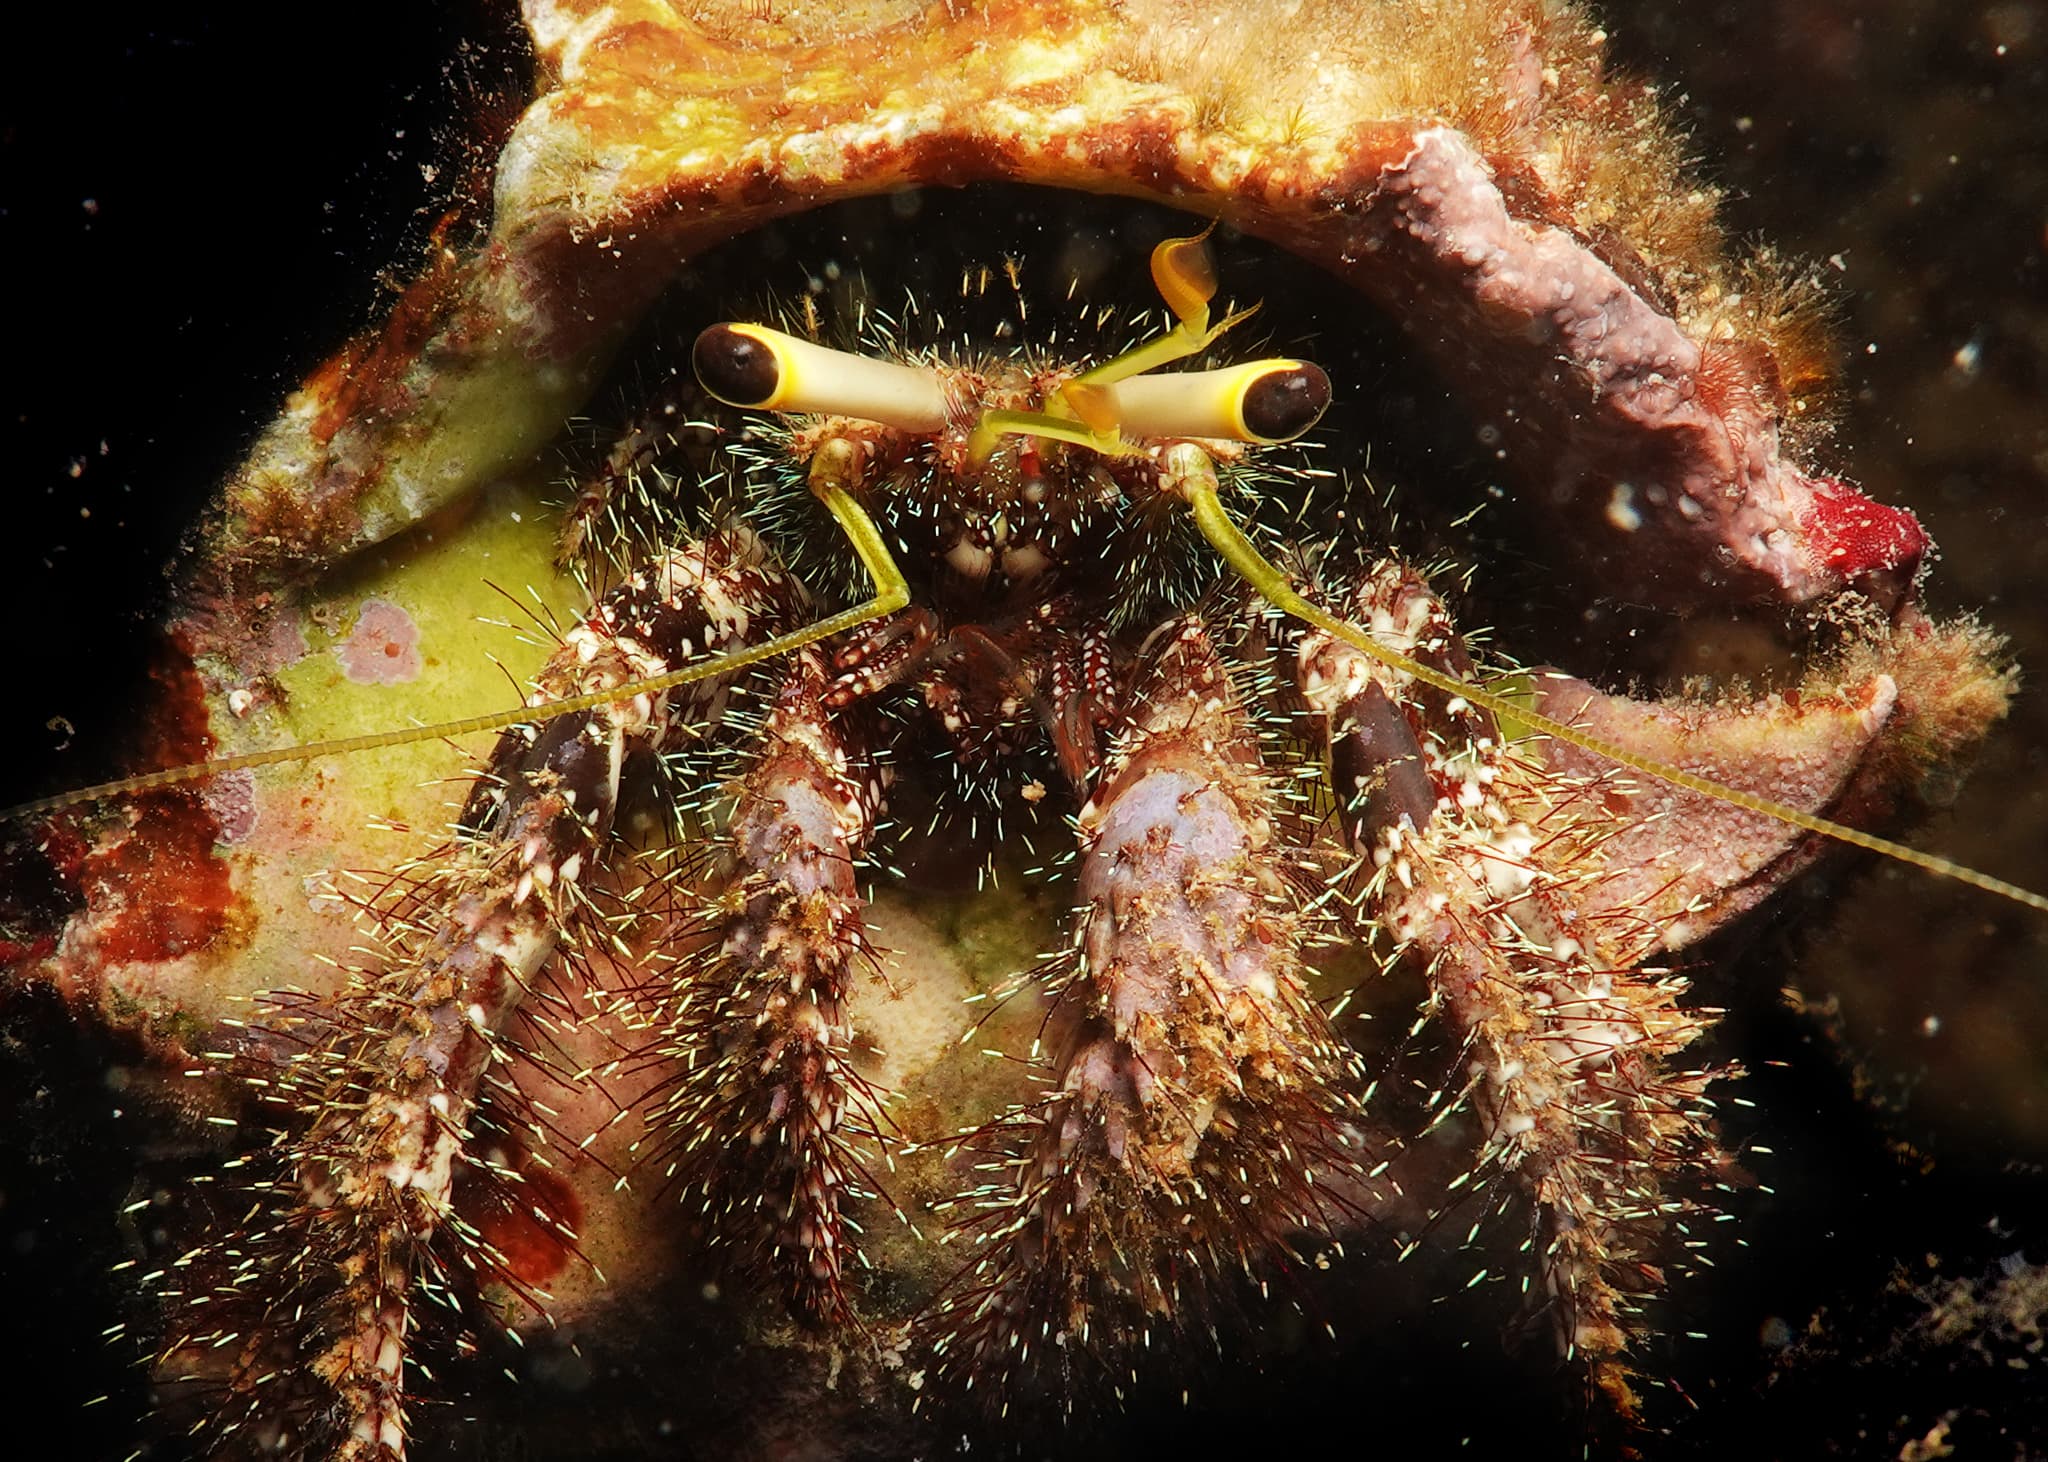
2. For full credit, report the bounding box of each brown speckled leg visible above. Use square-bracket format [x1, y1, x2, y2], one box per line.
[639, 648, 888, 1326]
[926, 620, 1377, 1407]
[1300, 558, 1727, 1418]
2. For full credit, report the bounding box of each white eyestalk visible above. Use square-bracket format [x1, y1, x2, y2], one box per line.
[1079, 359, 1331, 445]
[694, 323, 950, 432]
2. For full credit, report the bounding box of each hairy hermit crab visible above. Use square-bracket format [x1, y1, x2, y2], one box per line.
[6, 2, 2047, 1459]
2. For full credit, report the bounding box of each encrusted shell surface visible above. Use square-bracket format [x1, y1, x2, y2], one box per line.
[195, 0, 1925, 620]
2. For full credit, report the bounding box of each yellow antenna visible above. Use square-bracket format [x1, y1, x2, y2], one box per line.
[13, 232, 2041, 927]
[3, 459, 908, 821]
[1161, 441, 2048, 917]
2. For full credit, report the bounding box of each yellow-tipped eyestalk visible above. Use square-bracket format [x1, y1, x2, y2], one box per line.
[694, 323, 950, 433]
[1107, 360, 1331, 444]
[967, 358, 1331, 464]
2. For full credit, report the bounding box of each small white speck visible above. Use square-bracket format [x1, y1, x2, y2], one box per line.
[1605, 482, 1642, 533]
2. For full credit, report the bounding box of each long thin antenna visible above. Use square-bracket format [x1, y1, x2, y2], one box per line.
[3, 462, 910, 822]
[1167, 443, 2048, 918]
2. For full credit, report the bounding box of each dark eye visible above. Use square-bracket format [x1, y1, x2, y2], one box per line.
[1239, 362, 1331, 443]
[694, 323, 783, 407]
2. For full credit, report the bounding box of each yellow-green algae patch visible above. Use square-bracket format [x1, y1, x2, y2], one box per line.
[265, 471, 583, 817]
[190, 473, 583, 1026]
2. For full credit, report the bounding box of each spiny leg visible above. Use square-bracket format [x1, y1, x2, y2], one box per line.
[156, 529, 806, 1460]
[1297, 556, 1727, 1417]
[924, 620, 1379, 1410]
[635, 646, 888, 1326]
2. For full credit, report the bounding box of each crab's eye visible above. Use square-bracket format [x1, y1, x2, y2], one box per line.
[1238, 361, 1332, 442]
[694, 323, 949, 431]
[694, 324, 783, 408]
[1107, 359, 1332, 445]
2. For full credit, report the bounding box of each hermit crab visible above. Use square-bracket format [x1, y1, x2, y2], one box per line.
[6, 2, 2047, 1459]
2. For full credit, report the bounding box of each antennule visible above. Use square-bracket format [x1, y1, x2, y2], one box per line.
[1150, 228, 1219, 325]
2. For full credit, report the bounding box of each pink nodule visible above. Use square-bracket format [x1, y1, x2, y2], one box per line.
[337, 598, 423, 685]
